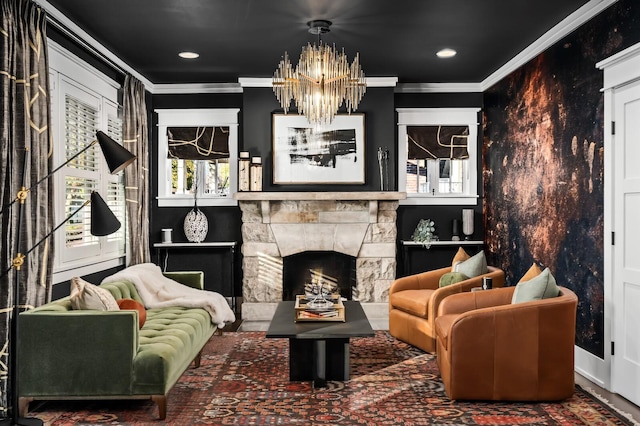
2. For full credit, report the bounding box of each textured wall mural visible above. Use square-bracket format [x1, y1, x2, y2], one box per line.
[483, 0, 639, 358]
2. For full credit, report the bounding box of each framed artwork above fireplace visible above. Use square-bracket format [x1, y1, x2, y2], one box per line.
[272, 113, 365, 185]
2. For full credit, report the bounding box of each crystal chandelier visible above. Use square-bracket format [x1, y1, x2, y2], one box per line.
[272, 20, 366, 125]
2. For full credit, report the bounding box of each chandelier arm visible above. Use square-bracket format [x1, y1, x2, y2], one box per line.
[297, 73, 321, 84]
[323, 74, 350, 84]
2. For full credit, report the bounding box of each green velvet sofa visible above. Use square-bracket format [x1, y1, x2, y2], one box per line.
[17, 271, 218, 420]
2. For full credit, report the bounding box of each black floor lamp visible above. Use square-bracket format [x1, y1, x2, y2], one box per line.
[0, 131, 136, 426]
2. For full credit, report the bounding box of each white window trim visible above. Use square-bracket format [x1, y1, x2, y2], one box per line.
[397, 108, 480, 205]
[156, 108, 240, 207]
[48, 40, 126, 283]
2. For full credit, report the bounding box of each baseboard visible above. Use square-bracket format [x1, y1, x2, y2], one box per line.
[575, 345, 608, 389]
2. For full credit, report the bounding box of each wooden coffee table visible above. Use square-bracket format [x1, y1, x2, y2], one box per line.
[266, 300, 374, 387]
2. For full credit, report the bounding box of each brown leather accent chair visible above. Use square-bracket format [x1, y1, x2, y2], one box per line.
[434, 286, 578, 401]
[388, 266, 505, 352]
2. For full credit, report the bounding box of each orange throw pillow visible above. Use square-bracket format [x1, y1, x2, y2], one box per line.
[518, 263, 543, 283]
[451, 247, 471, 269]
[117, 298, 147, 328]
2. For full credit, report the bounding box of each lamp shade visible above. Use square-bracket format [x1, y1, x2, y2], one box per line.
[96, 131, 136, 174]
[90, 192, 121, 236]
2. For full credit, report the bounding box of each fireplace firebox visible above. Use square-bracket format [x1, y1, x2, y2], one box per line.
[282, 251, 356, 301]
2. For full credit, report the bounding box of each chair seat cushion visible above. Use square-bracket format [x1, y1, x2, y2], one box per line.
[435, 314, 458, 350]
[389, 289, 434, 318]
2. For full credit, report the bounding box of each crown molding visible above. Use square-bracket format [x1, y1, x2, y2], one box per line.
[238, 78, 271, 88]
[480, 0, 617, 91]
[395, 83, 483, 93]
[238, 77, 398, 88]
[153, 83, 243, 94]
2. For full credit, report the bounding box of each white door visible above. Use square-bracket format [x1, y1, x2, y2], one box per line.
[612, 79, 640, 406]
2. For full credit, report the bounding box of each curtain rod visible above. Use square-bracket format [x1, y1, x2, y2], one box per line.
[45, 14, 128, 78]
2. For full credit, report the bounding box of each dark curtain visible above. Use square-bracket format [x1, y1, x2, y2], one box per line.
[123, 74, 150, 264]
[0, 0, 53, 415]
[167, 126, 229, 160]
[407, 125, 469, 159]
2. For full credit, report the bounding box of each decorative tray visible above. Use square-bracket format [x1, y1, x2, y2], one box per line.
[294, 294, 345, 322]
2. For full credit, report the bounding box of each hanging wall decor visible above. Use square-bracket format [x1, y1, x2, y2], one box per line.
[272, 113, 365, 184]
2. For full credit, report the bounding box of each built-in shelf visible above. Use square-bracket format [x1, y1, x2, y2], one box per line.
[401, 240, 484, 246]
[400, 239, 485, 276]
[153, 242, 236, 248]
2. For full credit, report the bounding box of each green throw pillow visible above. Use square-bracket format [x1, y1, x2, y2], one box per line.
[453, 250, 488, 278]
[511, 268, 560, 304]
[439, 272, 469, 288]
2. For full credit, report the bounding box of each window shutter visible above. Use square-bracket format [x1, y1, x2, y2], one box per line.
[407, 125, 469, 160]
[65, 95, 99, 171]
[106, 180, 125, 243]
[167, 126, 230, 160]
[64, 177, 98, 248]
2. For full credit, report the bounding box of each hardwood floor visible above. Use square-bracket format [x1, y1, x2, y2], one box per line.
[575, 373, 640, 423]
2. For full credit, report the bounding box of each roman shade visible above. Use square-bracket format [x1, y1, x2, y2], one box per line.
[407, 125, 469, 159]
[167, 126, 229, 160]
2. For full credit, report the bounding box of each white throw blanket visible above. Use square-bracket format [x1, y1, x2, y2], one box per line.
[102, 263, 236, 328]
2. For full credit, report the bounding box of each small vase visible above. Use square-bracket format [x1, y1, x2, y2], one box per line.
[184, 202, 208, 243]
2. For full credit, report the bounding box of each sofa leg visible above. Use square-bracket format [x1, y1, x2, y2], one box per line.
[18, 397, 32, 417]
[152, 395, 167, 420]
[193, 348, 203, 368]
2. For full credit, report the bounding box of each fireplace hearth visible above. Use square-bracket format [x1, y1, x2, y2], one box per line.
[234, 192, 406, 321]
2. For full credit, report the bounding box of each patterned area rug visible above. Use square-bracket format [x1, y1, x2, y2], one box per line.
[30, 331, 637, 425]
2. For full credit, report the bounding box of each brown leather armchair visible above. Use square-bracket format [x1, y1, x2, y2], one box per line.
[434, 286, 578, 401]
[389, 266, 505, 352]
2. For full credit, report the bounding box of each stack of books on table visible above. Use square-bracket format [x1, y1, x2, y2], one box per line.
[294, 295, 345, 322]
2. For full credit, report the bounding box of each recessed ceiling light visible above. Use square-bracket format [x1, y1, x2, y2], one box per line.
[178, 51, 199, 59]
[436, 48, 457, 58]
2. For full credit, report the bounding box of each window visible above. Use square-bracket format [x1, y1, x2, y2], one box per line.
[397, 108, 480, 205]
[156, 109, 240, 207]
[167, 126, 230, 197]
[49, 41, 126, 281]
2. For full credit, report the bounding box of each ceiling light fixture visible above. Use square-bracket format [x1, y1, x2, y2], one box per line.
[436, 48, 457, 58]
[178, 51, 200, 59]
[272, 20, 366, 125]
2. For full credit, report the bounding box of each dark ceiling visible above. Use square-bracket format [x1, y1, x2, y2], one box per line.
[44, 0, 591, 85]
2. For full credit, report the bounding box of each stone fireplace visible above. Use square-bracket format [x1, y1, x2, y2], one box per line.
[234, 192, 406, 321]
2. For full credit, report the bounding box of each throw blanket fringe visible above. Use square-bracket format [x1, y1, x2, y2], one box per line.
[102, 263, 235, 328]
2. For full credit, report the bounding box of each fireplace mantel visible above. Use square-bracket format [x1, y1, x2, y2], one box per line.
[234, 191, 406, 201]
[236, 192, 402, 322]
